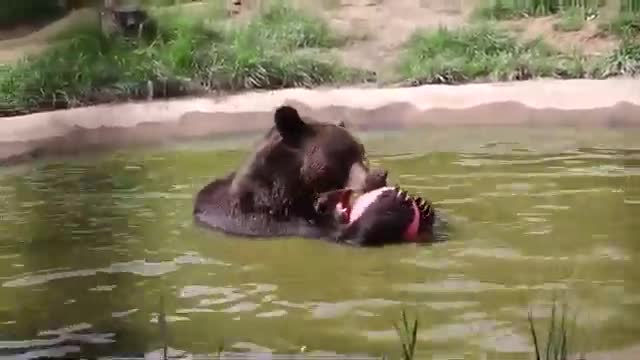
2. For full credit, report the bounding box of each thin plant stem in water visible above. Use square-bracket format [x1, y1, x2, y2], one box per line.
[528, 298, 577, 360]
[159, 294, 168, 360]
[216, 342, 225, 360]
[529, 309, 542, 360]
[393, 309, 419, 360]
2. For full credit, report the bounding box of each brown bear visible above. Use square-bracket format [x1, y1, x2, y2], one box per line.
[193, 105, 388, 239]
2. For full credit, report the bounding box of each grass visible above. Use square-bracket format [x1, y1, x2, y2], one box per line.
[473, 0, 604, 20]
[0, 0, 67, 29]
[392, 300, 581, 360]
[596, 1, 640, 76]
[475, 0, 639, 39]
[136, 304, 582, 360]
[393, 310, 419, 360]
[621, 0, 640, 12]
[2, 0, 639, 116]
[600, 39, 640, 76]
[396, 24, 591, 85]
[144, 303, 585, 360]
[140, 0, 201, 5]
[0, 1, 363, 116]
[600, 11, 640, 39]
[553, 7, 587, 32]
[396, 18, 640, 85]
[528, 300, 580, 360]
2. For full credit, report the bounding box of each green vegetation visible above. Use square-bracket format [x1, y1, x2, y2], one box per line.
[473, 0, 603, 20]
[553, 7, 587, 32]
[139, 0, 202, 5]
[396, 25, 590, 85]
[621, 0, 640, 12]
[528, 301, 579, 360]
[0, 1, 361, 115]
[394, 310, 419, 360]
[601, 39, 640, 76]
[473, 0, 639, 39]
[600, 11, 640, 38]
[396, 8, 640, 86]
[597, 2, 640, 76]
[0, 0, 66, 29]
[2, 0, 640, 116]
[391, 300, 581, 360]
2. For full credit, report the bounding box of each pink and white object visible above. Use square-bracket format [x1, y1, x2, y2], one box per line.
[339, 186, 422, 242]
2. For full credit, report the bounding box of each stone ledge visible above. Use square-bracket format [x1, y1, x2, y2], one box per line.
[1, 79, 639, 164]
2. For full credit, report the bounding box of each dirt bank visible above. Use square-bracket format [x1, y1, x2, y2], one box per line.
[1, 79, 639, 165]
[0, 0, 622, 72]
[0, 8, 97, 64]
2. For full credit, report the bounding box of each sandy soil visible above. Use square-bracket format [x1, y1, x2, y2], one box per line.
[229, 0, 622, 76]
[0, 0, 622, 72]
[319, 0, 474, 74]
[0, 8, 98, 64]
[503, 15, 619, 56]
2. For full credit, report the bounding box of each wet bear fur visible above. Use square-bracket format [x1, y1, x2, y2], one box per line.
[193, 105, 388, 239]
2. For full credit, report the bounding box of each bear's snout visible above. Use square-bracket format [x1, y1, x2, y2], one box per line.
[363, 168, 388, 193]
[345, 163, 388, 193]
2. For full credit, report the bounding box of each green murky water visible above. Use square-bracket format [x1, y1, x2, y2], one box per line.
[0, 127, 639, 359]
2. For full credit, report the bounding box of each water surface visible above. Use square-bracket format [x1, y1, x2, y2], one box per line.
[0, 126, 639, 359]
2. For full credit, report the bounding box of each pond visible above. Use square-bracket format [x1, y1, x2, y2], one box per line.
[0, 126, 639, 359]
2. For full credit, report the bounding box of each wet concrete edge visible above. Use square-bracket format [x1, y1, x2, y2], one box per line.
[1, 79, 639, 165]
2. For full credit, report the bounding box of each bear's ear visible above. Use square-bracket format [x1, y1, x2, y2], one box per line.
[338, 120, 346, 128]
[274, 105, 309, 143]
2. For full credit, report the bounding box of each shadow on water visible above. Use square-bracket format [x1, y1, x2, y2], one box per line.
[0, 154, 170, 358]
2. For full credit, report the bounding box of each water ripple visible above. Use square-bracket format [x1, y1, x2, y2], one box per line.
[255, 310, 287, 318]
[310, 299, 401, 319]
[471, 327, 532, 353]
[420, 320, 506, 342]
[3, 253, 225, 288]
[395, 279, 509, 293]
[111, 309, 139, 318]
[175, 308, 215, 314]
[0, 326, 114, 350]
[0, 346, 82, 360]
[433, 172, 640, 179]
[220, 302, 260, 313]
[150, 314, 189, 323]
[0, 132, 638, 359]
[424, 301, 479, 310]
[454, 246, 630, 263]
[179, 285, 231, 299]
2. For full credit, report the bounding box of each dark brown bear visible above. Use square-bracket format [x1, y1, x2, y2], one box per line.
[193, 105, 388, 239]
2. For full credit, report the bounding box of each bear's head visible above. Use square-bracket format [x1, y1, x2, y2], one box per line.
[229, 105, 387, 218]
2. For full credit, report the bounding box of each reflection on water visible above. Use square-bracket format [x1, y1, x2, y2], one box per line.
[0, 127, 639, 359]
